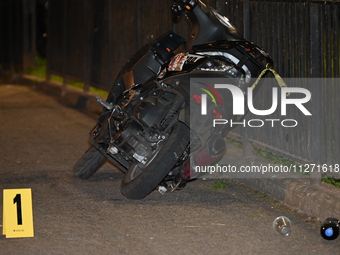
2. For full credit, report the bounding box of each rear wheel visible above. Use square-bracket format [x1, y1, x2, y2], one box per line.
[73, 146, 107, 179]
[121, 122, 189, 199]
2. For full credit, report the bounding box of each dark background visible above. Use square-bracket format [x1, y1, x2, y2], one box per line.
[1, 0, 339, 85]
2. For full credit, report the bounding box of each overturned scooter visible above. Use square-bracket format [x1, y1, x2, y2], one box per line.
[73, 0, 274, 199]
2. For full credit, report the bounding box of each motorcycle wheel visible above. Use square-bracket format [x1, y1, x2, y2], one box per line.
[121, 122, 189, 199]
[73, 146, 107, 179]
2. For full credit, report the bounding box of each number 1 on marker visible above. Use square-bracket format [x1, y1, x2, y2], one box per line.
[13, 194, 23, 225]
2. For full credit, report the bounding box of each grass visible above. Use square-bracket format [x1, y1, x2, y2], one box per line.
[226, 137, 243, 148]
[322, 178, 340, 188]
[211, 179, 227, 189]
[253, 147, 295, 166]
[27, 56, 47, 78]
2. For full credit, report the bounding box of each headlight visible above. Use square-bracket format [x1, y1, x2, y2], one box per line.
[198, 58, 236, 74]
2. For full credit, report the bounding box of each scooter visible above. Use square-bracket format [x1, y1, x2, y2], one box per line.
[73, 0, 273, 199]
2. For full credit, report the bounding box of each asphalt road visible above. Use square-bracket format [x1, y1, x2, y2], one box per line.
[0, 84, 339, 255]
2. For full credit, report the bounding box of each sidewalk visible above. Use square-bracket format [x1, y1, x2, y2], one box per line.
[18, 74, 340, 222]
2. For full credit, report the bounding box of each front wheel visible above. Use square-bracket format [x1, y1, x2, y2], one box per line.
[120, 122, 189, 199]
[73, 146, 107, 179]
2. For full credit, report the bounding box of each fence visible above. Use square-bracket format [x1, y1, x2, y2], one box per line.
[227, 0, 340, 176]
[44, 0, 339, 176]
[0, 0, 36, 73]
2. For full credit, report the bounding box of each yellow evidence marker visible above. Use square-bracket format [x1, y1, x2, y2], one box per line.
[2, 188, 34, 238]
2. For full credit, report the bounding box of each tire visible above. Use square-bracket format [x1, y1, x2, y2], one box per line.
[120, 122, 189, 199]
[73, 146, 107, 179]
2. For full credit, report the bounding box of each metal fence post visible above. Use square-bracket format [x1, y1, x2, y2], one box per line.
[241, 0, 254, 158]
[46, 0, 50, 81]
[89, 0, 105, 91]
[309, 2, 322, 184]
[62, 0, 68, 89]
[83, 0, 90, 93]
[136, 0, 142, 50]
[106, 0, 114, 93]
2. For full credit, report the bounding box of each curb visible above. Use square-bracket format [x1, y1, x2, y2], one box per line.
[239, 178, 340, 221]
[16, 75, 340, 222]
[18, 75, 103, 115]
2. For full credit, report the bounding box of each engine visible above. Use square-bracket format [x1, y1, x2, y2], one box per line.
[106, 87, 185, 165]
